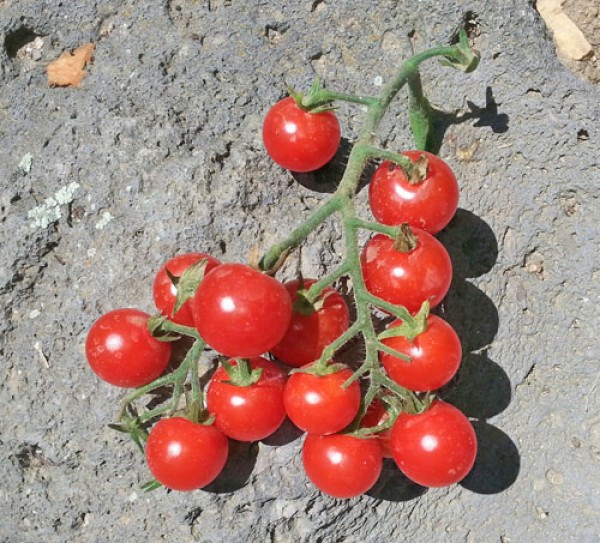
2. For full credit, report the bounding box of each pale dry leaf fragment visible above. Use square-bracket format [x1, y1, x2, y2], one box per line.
[537, 0, 593, 61]
[47, 43, 96, 87]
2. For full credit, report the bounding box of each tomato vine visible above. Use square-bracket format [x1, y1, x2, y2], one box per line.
[87, 30, 481, 496]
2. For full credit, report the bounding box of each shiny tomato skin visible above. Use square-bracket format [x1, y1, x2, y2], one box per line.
[381, 315, 462, 391]
[360, 398, 393, 458]
[85, 308, 171, 388]
[302, 433, 383, 498]
[262, 97, 341, 172]
[193, 263, 293, 357]
[271, 279, 350, 368]
[152, 253, 221, 327]
[206, 357, 287, 441]
[360, 230, 452, 314]
[390, 400, 477, 487]
[145, 417, 228, 491]
[283, 365, 360, 435]
[369, 151, 459, 234]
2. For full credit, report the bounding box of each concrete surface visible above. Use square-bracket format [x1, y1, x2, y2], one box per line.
[0, 1, 598, 542]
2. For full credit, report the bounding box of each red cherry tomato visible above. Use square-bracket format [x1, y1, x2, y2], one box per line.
[271, 279, 350, 367]
[360, 230, 452, 314]
[360, 398, 393, 458]
[206, 357, 287, 441]
[85, 308, 171, 388]
[262, 97, 341, 172]
[390, 401, 477, 487]
[369, 151, 459, 234]
[302, 433, 382, 498]
[152, 253, 220, 327]
[283, 364, 360, 435]
[145, 417, 228, 491]
[193, 263, 293, 357]
[381, 315, 462, 391]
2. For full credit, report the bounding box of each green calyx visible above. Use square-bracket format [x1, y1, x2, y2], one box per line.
[167, 259, 210, 316]
[378, 301, 430, 343]
[288, 78, 336, 113]
[440, 29, 480, 73]
[221, 358, 263, 387]
[393, 223, 419, 253]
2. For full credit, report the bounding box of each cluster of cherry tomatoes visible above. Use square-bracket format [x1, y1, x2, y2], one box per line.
[85, 96, 477, 499]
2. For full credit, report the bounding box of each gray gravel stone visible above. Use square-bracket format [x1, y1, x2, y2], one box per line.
[1, 1, 598, 542]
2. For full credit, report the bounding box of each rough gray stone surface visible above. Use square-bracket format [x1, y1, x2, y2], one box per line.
[1, 0, 598, 541]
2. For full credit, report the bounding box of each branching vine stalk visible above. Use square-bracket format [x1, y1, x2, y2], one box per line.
[258, 31, 479, 417]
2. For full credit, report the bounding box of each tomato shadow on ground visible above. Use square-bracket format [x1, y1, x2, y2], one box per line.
[203, 439, 259, 493]
[459, 421, 520, 494]
[261, 417, 304, 447]
[437, 209, 498, 280]
[425, 86, 509, 155]
[290, 137, 375, 194]
[440, 352, 511, 420]
[367, 459, 427, 502]
[436, 208, 520, 494]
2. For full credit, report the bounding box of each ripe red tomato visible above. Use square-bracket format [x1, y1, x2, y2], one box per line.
[262, 97, 341, 172]
[85, 308, 171, 388]
[360, 398, 393, 458]
[206, 357, 287, 441]
[302, 433, 382, 498]
[193, 263, 293, 357]
[152, 253, 220, 327]
[369, 151, 459, 234]
[390, 401, 477, 487]
[283, 364, 360, 435]
[145, 417, 228, 491]
[381, 315, 462, 391]
[270, 279, 350, 367]
[360, 230, 452, 314]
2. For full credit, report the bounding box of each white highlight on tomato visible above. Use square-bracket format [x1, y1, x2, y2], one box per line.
[220, 296, 236, 312]
[421, 434, 438, 452]
[230, 395, 245, 407]
[106, 333, 124, 352]
[167, 441, 182, 458]
[305, 391, 321, 405]
[327, 450, 344, 465]
[391, 266, 406, 278]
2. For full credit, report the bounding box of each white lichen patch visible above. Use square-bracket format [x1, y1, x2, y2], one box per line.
[28, 182, 80, 229]
[95, 211, 114, 230]
[18, 153, 33, 174]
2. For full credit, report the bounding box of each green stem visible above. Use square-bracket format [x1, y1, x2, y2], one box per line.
[357, 145, 414, 171]
[305, 261, 352, 303]
[316, 320, 362, 368]
[407, 70, 431, 151]
[116, 338, 205, 422]
[260, 195, 343, 271]
[302, 88, 378, 108]
[346, 217, 400, 237]
[364, 292, 414, 321]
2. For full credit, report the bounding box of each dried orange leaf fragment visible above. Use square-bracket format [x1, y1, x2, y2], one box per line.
[47, 43, 95, 87]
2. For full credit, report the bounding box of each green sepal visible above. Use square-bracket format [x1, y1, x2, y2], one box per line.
[170, 259, 210, 316]
[147, 314, 182, 342]
[289, 360, 348, 377]
[409, 154, 429, 184]
[292, 279, 329, 316]
[440, 29, 480, 73]
[377, 301, 430, 343]
[221, 357, 263, 387]
[393, 223, 419, 253]
[141, 479, 163, 492]
[110, 407, 149, 454]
